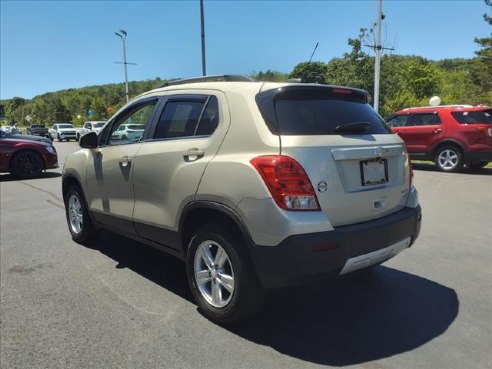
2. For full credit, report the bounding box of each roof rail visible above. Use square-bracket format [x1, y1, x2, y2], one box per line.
[402, 104, 474, 111]
[161, 75, 255, 87]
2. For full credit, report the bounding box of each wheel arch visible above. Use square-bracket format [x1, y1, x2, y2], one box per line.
[62, 174, 98, 227]
[179, 201, 255, 256]
[10, 148, 46, 172]
[431, 139, 465, 158]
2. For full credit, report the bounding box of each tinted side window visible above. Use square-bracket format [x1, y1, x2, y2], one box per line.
[407, 113, 441, 126]
[386, 115, 409, 127]
[153, 96, 219, 139]
[451, 110, 492, 124]
[195, 96, 219, 136]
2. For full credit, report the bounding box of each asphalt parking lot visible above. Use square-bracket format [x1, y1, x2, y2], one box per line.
[1, 141, 491, 369]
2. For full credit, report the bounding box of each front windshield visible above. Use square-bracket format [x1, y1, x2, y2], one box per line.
[59, 124, 74, 129]
[95, 122, 105, 128]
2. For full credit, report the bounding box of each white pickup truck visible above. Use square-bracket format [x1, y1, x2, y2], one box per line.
[49, 123, 77, 142]
[77, 121, 106, 140]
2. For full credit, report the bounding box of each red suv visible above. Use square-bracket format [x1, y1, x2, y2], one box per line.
[386, 105, 492, 172]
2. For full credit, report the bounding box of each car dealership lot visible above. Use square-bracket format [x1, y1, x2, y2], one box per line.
[1, 141, 491, 369]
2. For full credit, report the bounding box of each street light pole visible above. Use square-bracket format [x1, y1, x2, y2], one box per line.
[200, 0, 207, 76]
[115, 30, 129, 103]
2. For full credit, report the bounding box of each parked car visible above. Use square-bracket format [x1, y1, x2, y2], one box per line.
[386, 105, 492, 171]
[62, 76, 421, 324]
[110, 123, 145, 141]
[0, 127, 58, 178]
[27, 124, 49, 137]
[77, 121, 106, 140]
[49, 123, 77, 142]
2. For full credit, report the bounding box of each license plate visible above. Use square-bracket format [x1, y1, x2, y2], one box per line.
[360, 159, 388, 186]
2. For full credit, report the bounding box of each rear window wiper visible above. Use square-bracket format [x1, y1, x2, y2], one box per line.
[334, 121, 370, 133]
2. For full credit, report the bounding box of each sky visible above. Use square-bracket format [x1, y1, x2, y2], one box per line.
[0, 0, 490, 100]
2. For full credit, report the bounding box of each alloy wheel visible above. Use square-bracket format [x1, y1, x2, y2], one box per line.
[194, 240, 235, 308]
[68, 194, 83, 234]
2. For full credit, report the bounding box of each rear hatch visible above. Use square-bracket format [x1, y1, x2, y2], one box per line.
[256, 85, 411, 227]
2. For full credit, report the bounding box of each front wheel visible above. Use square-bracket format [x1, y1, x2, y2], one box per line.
[11, 151, 44, 179]
[186, 224, 264, 324]
[435, 145, 463, 172]
[64, 186, 97, 244]
[57, 134, 62, 142]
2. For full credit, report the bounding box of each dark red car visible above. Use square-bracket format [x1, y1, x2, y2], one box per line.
[386, 105, 492, 172]
[0, 128, 58, 178]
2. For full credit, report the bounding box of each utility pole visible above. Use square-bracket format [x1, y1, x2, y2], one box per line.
[200, 0, 207, 76]
[373, 0, 382, 113]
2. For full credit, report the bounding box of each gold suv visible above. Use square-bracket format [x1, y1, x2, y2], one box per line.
[62, 76, 422, 324]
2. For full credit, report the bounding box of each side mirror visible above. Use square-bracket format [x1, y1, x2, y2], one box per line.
[79, 132, 98, 148]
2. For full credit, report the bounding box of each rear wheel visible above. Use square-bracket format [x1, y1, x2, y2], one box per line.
[11, 151, 44, 179]
[435, 145, 463, 172]
[186, 224, 264, 324]
[64, 186, 97, 244]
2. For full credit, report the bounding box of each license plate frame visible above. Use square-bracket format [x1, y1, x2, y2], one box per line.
[360, 158, 388, 186]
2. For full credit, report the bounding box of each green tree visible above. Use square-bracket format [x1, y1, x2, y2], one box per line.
[251, 70, 289, 82]
[470, 0, 492, 101]
[289, 62, 328, 84]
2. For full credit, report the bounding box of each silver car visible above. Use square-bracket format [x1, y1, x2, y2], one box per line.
[62, 76, 421, 324]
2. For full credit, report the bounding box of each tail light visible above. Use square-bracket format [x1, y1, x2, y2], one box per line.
[250, 155, 320, 211]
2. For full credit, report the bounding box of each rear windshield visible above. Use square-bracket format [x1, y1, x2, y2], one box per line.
[451, 110, 492, 124]
[256, 87, 390, 135]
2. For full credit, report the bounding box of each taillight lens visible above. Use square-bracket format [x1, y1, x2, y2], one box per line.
[250, 155, 320, 211]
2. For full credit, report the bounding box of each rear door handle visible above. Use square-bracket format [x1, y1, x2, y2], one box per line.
[183, 149, 205, 162]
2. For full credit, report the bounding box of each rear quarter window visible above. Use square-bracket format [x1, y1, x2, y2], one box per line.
[451, 110, 492, 124]
[256, 87, 390, 135]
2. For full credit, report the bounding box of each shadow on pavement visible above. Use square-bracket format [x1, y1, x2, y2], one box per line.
[412, 162, 492, 175]
[230, 267, 459, 366]
[0, 172, 62, 182]
[92, 230, 193, 303]
[89, 231, 459, 366]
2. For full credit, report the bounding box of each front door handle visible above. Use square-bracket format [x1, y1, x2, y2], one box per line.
[119, 156, 131, 167]
[433, 128, 442, 134]
[183, 149, 205, 162]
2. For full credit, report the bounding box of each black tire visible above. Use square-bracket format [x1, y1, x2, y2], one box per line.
[122, 134, 128, 140]
[434, 145, 464, 172]
[64, 185, 97, 245]
[10, 150, 44, 179]
[186, 224, 264, 324]
[57, 134, 62, 142]
[49, 134, 54, 141]
[467, 161, 488, 170]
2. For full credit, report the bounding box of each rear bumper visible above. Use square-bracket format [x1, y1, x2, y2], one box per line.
[248, 205, 422, 288]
